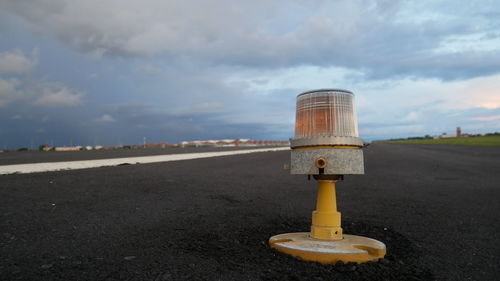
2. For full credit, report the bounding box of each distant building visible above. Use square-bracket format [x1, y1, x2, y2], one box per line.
[440, 134, 456, 138]
[178, 139, 289, 147]
[55, 146, 82, 151]
[457, 127, 462, 137]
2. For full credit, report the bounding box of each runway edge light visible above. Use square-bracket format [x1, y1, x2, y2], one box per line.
[269, 89, 386, 264]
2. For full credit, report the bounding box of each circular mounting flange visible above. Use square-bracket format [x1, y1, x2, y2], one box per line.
[269, 233, 386, 264]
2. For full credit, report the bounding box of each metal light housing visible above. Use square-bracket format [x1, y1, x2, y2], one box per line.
[269, 88, 386, 265]
[290, 89, 364, 175]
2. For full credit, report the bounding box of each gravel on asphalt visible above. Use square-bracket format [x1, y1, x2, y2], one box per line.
[1, 143, 499, 281]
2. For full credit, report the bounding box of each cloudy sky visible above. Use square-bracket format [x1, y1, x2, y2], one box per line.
[1, 0, 499, 148]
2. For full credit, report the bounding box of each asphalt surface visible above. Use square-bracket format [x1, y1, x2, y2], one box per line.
[0, 146, 268, 165]
[1, 143, 499, 281]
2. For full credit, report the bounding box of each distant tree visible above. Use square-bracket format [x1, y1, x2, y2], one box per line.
[18, 148, 28, 151]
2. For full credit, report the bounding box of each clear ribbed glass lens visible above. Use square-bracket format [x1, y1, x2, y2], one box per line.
[294, 89, 359, 138]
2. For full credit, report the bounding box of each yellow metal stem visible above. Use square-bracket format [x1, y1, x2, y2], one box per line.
[269, 179, 387, 263]
[311, 180, 343, 240]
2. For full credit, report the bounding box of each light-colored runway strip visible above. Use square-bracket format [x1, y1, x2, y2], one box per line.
[0, 147, 290, 175]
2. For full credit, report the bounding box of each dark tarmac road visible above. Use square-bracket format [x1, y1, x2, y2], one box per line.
[0, 146, 261, 165]
[1, 143, 499, 281]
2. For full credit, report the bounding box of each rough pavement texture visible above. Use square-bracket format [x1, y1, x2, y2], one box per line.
[1, 143, 499, 281]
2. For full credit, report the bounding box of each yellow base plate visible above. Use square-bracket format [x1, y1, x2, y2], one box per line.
[269, 232, 386, 264]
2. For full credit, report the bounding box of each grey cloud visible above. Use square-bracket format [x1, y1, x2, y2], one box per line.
[0, 104, 89, 148]
[95, 114, 115, 123]
[459, 107, 500, 120]
[97, 101, 288, 143]
[360, 105, 500, 140]
[0, 47, 84, 108]
[3, 0, 499, 80]
[0, 78, 22, 107]
[2, 0, 499, 148]
[32, 81, 84, 107]
[1, 77, 85, 108]
[360, 121, 418, 129]
[0, 49, 38, 74]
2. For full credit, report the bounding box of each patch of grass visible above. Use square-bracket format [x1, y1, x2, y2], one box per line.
[375, 135, 500, 146]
